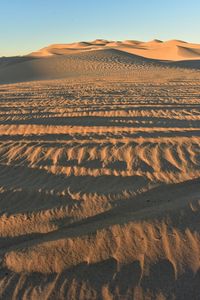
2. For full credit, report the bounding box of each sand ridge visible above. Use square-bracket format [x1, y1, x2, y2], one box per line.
[29, 39, 200, 61]
[1, 39, 200, 85]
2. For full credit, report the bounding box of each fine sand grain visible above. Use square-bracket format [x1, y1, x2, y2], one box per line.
[0, 40, 200, 299]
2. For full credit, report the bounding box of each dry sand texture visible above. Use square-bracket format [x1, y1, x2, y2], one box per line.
[0, 40, 200, 299]
[1, 39, 200, 84]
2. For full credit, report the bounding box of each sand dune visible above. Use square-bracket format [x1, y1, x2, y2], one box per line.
[0, 40, 200, 299]
[117, 40, 200, 61]
[0, 39, 200, 85]
[0, 49, 178, 84]
[29, 39, 200, 61]
[0, 49, 200, 85]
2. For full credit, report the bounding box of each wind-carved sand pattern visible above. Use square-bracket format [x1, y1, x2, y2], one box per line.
[0, 42, 200, 299]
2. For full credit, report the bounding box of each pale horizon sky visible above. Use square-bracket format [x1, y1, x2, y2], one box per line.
[0, 0, 200, 57]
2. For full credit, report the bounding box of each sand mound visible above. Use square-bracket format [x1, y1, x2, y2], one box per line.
[116, 40, 200, 61]
[1, 46, 200, 84]
[29, 41, 104, 57]
[0, 48, 167, 84]
[27, 38, 200, 62]
[0, 38, 200, 84]
[0, 40, 200, 83]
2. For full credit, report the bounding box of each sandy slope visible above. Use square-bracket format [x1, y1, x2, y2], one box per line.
[0, 42, 200, 299]
[0, 39, 200, 84]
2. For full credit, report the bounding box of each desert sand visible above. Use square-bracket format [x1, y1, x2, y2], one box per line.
[0, 39, 200, 299]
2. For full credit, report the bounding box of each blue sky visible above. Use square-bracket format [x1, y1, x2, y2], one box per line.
[0, 0, 200, 56]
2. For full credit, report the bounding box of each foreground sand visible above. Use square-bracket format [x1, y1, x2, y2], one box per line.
[0, 47, 200, 299]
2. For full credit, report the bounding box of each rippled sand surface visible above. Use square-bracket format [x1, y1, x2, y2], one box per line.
[0, 52, 200, 299]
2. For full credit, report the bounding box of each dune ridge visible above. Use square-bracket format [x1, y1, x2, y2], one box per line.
[0, 39, 200, 85]
[28, 39, 200, 61]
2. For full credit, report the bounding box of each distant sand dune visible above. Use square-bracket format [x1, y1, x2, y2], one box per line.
[28, 39, 200, 61]
[0, 46, 200, 84]
[0, 39, 199, 85]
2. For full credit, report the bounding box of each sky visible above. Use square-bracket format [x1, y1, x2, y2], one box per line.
[0, 0, 200, 56]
